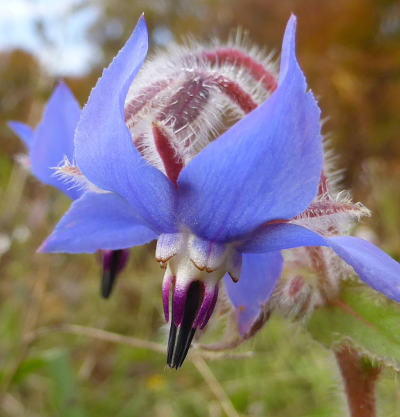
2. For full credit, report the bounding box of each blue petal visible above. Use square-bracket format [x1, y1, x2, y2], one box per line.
[8, 121, 34, 148]
[39, 192, 157, 253]
[74, 15, 176, 234]
[31, 82, 82, 200]
[241, 222, 400, 303]
[328, 236, 400, 303]
[223, 251, 283, 337]
[240, 223, 326, 253]
[177, 15, 322, 242]
[279, 15, 300, 83]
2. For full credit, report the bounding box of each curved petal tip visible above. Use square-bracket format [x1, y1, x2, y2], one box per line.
[280, 14, 299, 82]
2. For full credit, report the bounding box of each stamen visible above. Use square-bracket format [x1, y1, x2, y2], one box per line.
[167, 320, 177, 366]
[193, 284, 219, 328]
[167, 281, 203, 368]
[162, 272, 174, 322]
[172, 281, 191, 327]
[176, 328, 196, 368]
[199, 48, 278, 92]
[199, 285, 219, 329]
[101, 249, 129, 298]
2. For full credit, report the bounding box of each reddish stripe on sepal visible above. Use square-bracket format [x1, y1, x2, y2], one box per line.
[211, 74, 258, 114]
[125, 79, 170, 122]
[152, 122, 183, 185]
[200, 48, 278, 92]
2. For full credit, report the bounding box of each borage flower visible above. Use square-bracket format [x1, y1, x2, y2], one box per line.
[8, 83, 81, 200]
[8, 84, 129, 298]
[222, 163, 372, 342]
[40, 15, 400, 368]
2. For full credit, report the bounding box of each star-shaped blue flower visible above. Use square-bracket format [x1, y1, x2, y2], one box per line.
[38, 15, 400, 367]
[8, 83, 129, 299]
[9, 82, 81, 200]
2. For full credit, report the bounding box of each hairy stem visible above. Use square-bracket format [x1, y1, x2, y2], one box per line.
[335, 345, 381, 417]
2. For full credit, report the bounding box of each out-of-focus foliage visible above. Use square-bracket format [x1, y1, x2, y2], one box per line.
[1, 0, 400, 416]
[308, 282, 400, 370]
[0, 50, 41, 186]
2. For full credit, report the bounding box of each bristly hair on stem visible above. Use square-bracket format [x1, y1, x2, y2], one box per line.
[335, 345, 381, 417]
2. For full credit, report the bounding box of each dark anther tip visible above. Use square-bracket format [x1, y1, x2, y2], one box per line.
[166, 281, 203, 368]
[101, 271, 114, 298]
[167, 321, 177, 367]
[101, 250, 124, 299]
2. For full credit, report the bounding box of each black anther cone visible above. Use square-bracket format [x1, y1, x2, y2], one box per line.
[101, 250, 123, 299]
[167, 321, 177, 365]
[167, 281, 202, 369]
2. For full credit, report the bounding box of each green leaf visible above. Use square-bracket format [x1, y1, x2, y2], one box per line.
[307, 282, 400, 370]
[11, 356, 47, 385]
[43, 349, 86, 417]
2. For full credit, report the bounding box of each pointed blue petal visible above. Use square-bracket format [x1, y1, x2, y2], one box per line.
[30, 82, 82, 200]
[223, 251, 283, 337]
[74, 15, 176, 234]
[240, 223, 326, 253]
[39, 192, 157, 253]
[279, 15, 300, 83]
[177, 16, 322, 242]
[241, 222, 400, 304]
[8, 121, 34, 148]
[327, 236, 400, 303]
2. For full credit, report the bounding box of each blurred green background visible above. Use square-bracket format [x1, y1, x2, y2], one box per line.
[1, 0, 400, 416]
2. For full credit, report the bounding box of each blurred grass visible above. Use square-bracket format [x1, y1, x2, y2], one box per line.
[0, 166, 400, 416]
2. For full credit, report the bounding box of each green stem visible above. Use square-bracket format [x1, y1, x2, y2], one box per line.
[335, 345, 381, 417]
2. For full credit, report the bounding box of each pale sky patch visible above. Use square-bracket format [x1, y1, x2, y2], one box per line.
[0, 0, 100, 75]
